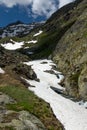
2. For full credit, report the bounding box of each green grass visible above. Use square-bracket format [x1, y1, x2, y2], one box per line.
[0, 36, 21, 43]
[0, 86, 48, 114]
[28, 20, 76, 59]
[0, 85, 63, 130]
[0, 126, 15, 130]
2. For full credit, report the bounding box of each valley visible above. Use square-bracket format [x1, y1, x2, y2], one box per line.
[0, 0, 87, 129]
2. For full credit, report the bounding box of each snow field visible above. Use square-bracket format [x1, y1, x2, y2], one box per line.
[24, 59, 87, 130]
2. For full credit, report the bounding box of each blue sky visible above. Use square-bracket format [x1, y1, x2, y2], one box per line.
[0, 0, 74, 27]
[0, 5, 46, 27]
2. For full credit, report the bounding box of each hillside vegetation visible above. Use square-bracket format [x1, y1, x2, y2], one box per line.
[0, 0, 87, 129]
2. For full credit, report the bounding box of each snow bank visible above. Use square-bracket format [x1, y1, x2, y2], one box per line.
[33, 30, 43, 37]
[1, 39, 38, 50]
[0, 68, 5, 74]
[1, 40, 24, 50]
[24, 47, 29, 49]
[24, 59, 87, 130]
[27, 40, 37, 44]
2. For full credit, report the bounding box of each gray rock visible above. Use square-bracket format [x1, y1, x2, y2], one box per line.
[78, 66, 87, 100]
[0, 93, 15, 105]
[19, 111, 46, 130]
[52, 1, 87, 100]
[0, 93, 46, 130]
[11, 119, 27, 130]
[13, 63, 37, 80]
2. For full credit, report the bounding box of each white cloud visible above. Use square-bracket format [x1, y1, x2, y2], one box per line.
[32, 0, 58, 17]
[0, 0, 74, 18]
[59, 0, 74, 8]
[0, 0, 32, 7]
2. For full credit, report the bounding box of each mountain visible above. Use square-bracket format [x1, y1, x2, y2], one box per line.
[0, 20, 63, 130]
[25, 0, 87, 100]
[0, 0, 87, 129]
[0, 21, 44, 38]
[51, 0, 87, 100]
[0, 0, 87, 107]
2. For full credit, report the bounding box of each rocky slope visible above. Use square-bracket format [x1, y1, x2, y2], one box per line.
[0, 47, 63, 130]
[0, 0, 87, 129]
[25, 0, 87, 100]
[0, 31, 63, 129]
[51, 0, 87, 100]
[0, 21, 43, 38]
[29, 0, 87, 100]
[0, 92, 46, 130]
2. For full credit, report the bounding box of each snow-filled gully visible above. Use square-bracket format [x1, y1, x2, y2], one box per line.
[24, 59, 87, 130]
[1, 29, 87, 129]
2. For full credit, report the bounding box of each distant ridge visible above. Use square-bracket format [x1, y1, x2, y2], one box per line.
[0, 21, 44, 38]
[7, 20, 24, 27]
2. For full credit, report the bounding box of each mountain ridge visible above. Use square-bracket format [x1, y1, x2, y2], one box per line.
[0, 21, 44, 38]
[0, 0, 87, 129]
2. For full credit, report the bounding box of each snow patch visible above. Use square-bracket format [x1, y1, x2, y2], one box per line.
[33, 30, 43, 37]
[1, 41, 24, 50]
[24, 59, 87, 130]
[0, 68, 5, 74]
[27, 40, 37, 44]
[1, 39, 38, 50]
[24, 47, 30, 49]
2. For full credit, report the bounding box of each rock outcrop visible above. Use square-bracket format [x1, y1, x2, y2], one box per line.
[13, 63, 38, 80]
[51, 0, 87, 100]
[0, 92, 46, 130]
[0, 46, 29, 67]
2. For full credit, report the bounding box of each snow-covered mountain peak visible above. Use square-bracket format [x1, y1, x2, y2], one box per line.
[0, 21, 44, 38]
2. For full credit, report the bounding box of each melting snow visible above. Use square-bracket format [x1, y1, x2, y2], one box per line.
[33, 30, 43, 37]
[27, 40, 37, 44]
[1, 40, 24, 50]
[0, 68, 5, 74]
[1, 30, 42, 50]
[1, 39, 37, 50]
[24, 47, 29, 49]
[24, 59, 87, 130]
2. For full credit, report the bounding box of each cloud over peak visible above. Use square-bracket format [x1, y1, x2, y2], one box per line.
[0, 0, 74, 18]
